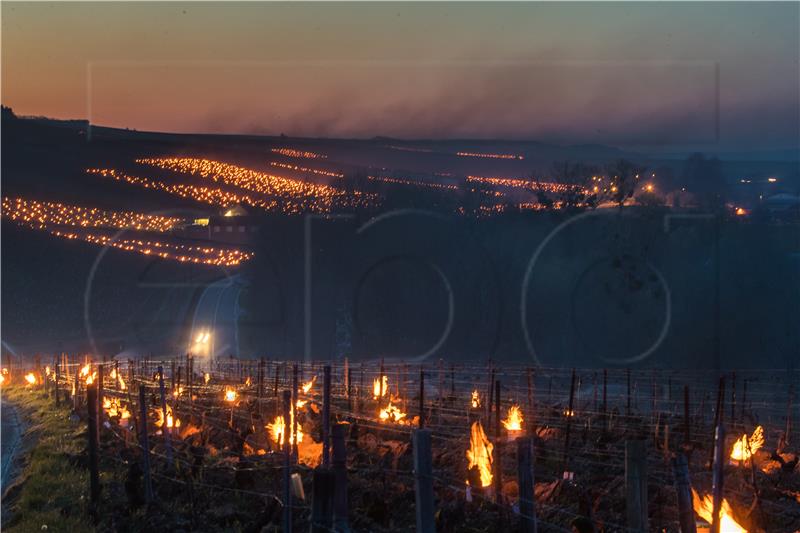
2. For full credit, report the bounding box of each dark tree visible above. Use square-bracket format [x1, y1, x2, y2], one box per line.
[681, 153, 726, 211]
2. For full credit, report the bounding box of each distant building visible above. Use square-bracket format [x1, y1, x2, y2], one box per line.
[178, 205, 261, 244]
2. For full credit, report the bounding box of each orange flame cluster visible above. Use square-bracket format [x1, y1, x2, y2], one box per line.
[271, 148, 327, 159]
[378, 400, 408, 424]
[3, 195, 251, 267]
[136, 158, 377, 212]
[302, 376, 317, 395]
[89, 167, 283, 212]
[103, 397, 131, 422]
[730, 426, 764, 462]
[471, 390, 481, 409]
[110, 368, 127, 390]
[502, 404, 524, 431]
[155, 404, 180, 429]
[224, 387, 238, 403]
[80, 363, 97, 385]
[373, 375, 389, 399]
[1, 197, 181, 232]
[268, 414, 303, 445]
[24, 372, 37, 385]
[692, 489, 746, 533]
[466, 421, 494, 487]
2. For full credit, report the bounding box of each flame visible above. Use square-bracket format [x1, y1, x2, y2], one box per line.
[466, 421, 494, 488]
[379, 400, 408, 424]
[45, 366, 51, 376]
[224, 387, 237, 402]
[502, 404, 524, 431]
[302, 376, 316, 394]
[0, 374, 5, 385]
[373, 375, 388, 399]
[268, 414, 303, 445]
[24, 372, 37, 385]
[103, 398, 131, 421]
[110, 368, 127, 389]
[563, 408, 575, 417]
[173, 385, 184, 398]
[730, 426, 764, 462]
[245, 376, 252, 387]
[471, 390, 481, 409]
[80, 363, 97, 385]
[692, 489, 747, 533]
[204, 372, 211, 385]
[155, 405, 180, 429]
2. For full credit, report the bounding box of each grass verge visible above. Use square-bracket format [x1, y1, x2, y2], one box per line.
[2, 385, 93, 532]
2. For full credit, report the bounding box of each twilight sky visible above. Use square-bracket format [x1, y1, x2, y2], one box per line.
[2, 2, 798, 151]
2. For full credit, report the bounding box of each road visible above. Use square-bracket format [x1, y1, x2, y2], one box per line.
[1, 400, 23, 491]
[189, 273, 245, 370]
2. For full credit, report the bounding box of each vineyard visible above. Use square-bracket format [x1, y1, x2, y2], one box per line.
[3, 357, 800, 532]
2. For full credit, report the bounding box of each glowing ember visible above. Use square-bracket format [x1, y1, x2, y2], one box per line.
[302, 376, 317, 394]
[373, 375, 388, 399]
[270, 161, 343, 179]
[471, 390, 481, 409]
[368, 175, 459, 191]
[730, 426, 764, 462]
[24, 372, 37, 385]
[502, 404, 524, 431]
[692, 489, 746, 533]
[563, 408, 575, 417]
[466, 421, 494, 488]
[456, 151, 524, 160]
[50, 229, 252, 267]
[204, 372, 211, 385]
[1, 196, 181, 232]
[155, 405, 180, 429]
[379, 401, 408, 424]
[271, 147, 327, 159]
[224, 387, 237, 403]
[466, 175, 583, 194]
